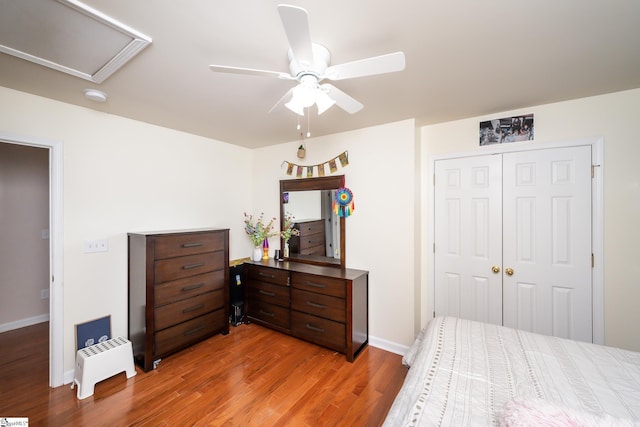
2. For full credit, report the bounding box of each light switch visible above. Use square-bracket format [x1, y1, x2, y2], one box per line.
[83, 239, 109, 253]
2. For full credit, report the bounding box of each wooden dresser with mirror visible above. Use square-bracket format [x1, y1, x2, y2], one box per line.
[244, 175, 369, 362]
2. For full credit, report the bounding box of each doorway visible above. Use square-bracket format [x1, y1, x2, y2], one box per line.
[0, 132, 64, 387]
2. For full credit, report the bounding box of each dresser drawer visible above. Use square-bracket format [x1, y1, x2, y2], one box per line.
[291, 272, 346, 298]
[155, 270, 224, 306]
[291, 311, 345, 352]
[247, 281, 290, 307]
[154, 289, 224, 330]
[155, 309, 225, 356]
[154, 232, 226, 260]
[249, 300, 290, 329]
[154, 251, 225, 283]
[291, 289, 345, 323]
[296, 220, 325, 235]
[245, 265, 289, 286]
[297, 233, 324, 250]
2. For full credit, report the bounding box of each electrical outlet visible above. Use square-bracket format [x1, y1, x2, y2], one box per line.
[83, 239, 109, 253]
[40, 288, 49, 299]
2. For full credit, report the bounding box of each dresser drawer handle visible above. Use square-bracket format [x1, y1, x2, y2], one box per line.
[182, 304, 204, 314]
[258, 272, 276, 279]
[183, 263, 204, 270]
[306, 301, 326, 309]
[306, 323, 325, 333]
[182, 283, 205, 292]
[184, 325, 205, 336]
[305, 282, 325, 289]
[182, 242, 204, 248]
[259, 290, 276, 297]
[259, 309, 275, 317]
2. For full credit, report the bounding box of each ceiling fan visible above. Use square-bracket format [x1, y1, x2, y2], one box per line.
[209, 4, 406, 116]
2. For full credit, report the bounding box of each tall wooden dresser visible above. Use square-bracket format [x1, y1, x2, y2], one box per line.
[244, 259, 368, 362]
[128, 228, 229, 371]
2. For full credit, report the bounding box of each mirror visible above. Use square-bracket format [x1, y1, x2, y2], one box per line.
[280, 175, 346, 268]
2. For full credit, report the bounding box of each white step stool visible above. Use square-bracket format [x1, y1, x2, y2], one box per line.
[71, 336, 137, 399]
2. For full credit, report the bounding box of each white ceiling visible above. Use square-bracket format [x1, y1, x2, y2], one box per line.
[1, 0, 639, 149]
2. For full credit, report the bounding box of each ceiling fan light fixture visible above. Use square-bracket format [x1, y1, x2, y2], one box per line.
[285, 99, 305, 116]
[315, 90, 336, 115]
[285, 83, 317, 115]
[295, 83, 317, 107]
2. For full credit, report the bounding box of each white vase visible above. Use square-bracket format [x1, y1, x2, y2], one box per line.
[283, 242, 290, 258]
[252, 246, 262, 262]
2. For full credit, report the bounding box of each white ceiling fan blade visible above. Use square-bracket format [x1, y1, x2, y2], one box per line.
[209, 64, 292, 80]
[278, 4, 314, 66]
[321, 84, 363, 114]
[324, 51, 406, 81]
[268, 87, 295, 114]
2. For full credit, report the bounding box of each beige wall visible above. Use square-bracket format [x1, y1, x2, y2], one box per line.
[0, 143, 50, 327]
[252, 120, 418, 350]
[1, 84, 638, 380]
[420, 88, 640, 352]
[0, 86, 254, 374]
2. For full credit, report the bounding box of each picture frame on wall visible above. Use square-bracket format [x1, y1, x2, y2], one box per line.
[480, 114, 534, 146]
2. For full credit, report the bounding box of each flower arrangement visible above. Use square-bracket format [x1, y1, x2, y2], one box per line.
[280, 212, 300, 243]
[244, 212, 277, 247]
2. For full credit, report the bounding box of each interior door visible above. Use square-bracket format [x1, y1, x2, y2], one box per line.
[434, 145, 593, 342]
[502, 146, 592, 341]
[434, 154, 503, 325]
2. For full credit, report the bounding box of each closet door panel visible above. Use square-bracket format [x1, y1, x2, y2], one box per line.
[502, 146, 592, 342]
[434, 155, 503, 325]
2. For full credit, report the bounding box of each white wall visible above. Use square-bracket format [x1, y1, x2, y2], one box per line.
[252, 120, 418, 351]
[0, 86, 254, 374]
[420, 88, 640, 352]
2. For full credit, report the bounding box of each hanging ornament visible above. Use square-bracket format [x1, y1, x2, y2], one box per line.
[297, 135, 306, 159]
[333, 187, 355, 218]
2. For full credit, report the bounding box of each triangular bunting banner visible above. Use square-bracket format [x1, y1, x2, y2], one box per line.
[282, 151, 349, 178]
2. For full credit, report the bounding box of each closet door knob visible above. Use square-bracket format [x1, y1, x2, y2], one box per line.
[505, 267, 514, 276]
[491, 266, 501, 273]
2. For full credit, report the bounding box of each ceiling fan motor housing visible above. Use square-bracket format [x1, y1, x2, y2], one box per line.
[288, 43, 330, 82]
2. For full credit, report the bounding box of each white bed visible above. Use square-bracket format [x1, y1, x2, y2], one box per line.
[383, 317, 640, 426]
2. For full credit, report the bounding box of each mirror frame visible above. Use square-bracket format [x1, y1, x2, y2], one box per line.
[280, 175, 346, 269]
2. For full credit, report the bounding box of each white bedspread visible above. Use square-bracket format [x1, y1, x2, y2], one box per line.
[383, 317, 640, 426]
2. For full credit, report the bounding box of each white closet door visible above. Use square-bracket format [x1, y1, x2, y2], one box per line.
[502, 146, 592, 341]
[434, 155, 503, 325]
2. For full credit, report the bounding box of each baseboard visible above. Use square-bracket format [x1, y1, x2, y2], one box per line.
[368, 335, 409, 356]
[64, 369, 75, 385]
[0, 313, 49, 334]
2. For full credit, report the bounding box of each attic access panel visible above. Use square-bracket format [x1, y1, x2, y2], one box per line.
[0, 0, 151, 83]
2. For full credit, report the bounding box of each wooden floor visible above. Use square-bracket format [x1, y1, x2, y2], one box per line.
[0, 322, 407, 426]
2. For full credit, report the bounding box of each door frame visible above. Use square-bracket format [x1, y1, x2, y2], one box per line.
[0, 131, 64, 386]
[426, 137, 604, 344]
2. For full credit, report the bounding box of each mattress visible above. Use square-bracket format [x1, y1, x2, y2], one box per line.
[383, 317, 640, 426]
